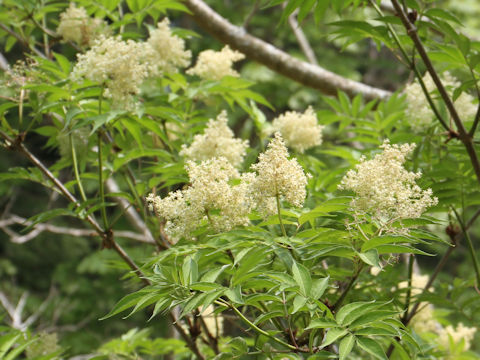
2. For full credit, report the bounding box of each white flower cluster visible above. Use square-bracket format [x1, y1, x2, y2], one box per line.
[71, 18, 190, 107]
[57, 3, 107, 47]
[438, 323, 477, 352]
[271, 106, 324, 153]
[250, 132, 310, 216]
[180, 111, 249, 168]
[147, 157, 254, 240]
[404, 72, 477, 131]
[339, 140, 437, 228]
[145, 18, 191, 75]
[148, 133, 310, 239]
[72, 36, 151, 107]
[187, 45, 245, 81]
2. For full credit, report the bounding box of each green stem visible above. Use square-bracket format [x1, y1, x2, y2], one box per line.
[97, 86, 108, 230]
[282, 291, 298, 348]
[216, 299, 298, 351]
[333, 262, 364, 312]
[276, 194, 287, 237]
[69, 132, 87, 202]
[98, 132, 109, 230]
[452, 208, 480, 287]
[254, 292, 286, 333]
[401, 254, 414, 322]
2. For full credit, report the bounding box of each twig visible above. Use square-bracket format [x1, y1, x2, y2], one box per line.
[369, 0, 450, 132]
[469, 104, 480, 137]
[401, 254, 414, 323]
[183, 0, 391, 101]
[197, 310, 220, 354]
[276, 194, 287, 237]
[452, 208, 480, 287]
[0, 52, 10, 72]
[466, 207, 480, 230]
[243, 0, 261, 29]
[389, 0, 480, 186]
[282, 291, 299, 349]
[105, 179, 156, 244]
[0, 23, 46, 59]
[0, 215, 152, 244]
[332, 266, 362, 312]
[216, 299, 299, 351]
[0, 131, 207, 360]
[287, 9, 318, 65]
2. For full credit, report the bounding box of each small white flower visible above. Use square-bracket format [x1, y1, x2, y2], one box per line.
[187, 45, 245, 80]
[147, 157, 254, 240]
[57, 3, 107, 46]
[71, 36, 151, 108]
[180, 110, 249, 167]
[271, 106, 324, 153]
[339, 140, 437, 227]
[250, 133, 310, 216]
[145, 18, 191, 75]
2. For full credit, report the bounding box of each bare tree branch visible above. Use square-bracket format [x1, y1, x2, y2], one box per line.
[0, 215, 152, 244]
[0, 290, 53, 331]
[0, 52, 9, 72]
[0, 131, 207, 359]
[287, 9, 318, 65]
[105, 178, 155, 244]
[183, 0, 392, 101]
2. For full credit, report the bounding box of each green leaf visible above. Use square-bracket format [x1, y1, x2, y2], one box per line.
[424, 8, 462, 26]
[358, 250, 381, 267]
[86, 110, 126, 134]
[53, 52, 71, 75]
[280, 0, 303, 24]
[148, 298, 170, 321]
[292, 262, 312, 296]
[180, 293, 207, 318]
[349, 310, 399, 329]
[123, 292, 163, 319]
[310, 277, 329, 299]
[225, 286, 244, 304]
[356, 337, 387, 360]
[228, 337, 248, 355]
[306, 318, 338, 329]
[4, 337, 38, 360]
[375, 245, 434, 256]
[24, 208, 76, 233]
[189, 282, 222, 292]
[298, 0, 317, 23]
[321, 328, 348, 348]
[100, 290, 152, 320]
[182, 256, 198, 286]
[341, 301, 389, 326]
[253, 311, 284, 325]
[201, 264, 229, 283]
[0, 333, 21, 359]
[336, 301, 376, 325]
[361, 235, 415, 252]
[339, 334, 355, 360]
[391, 339, 411, 360]
[355, 325, 398, 337]
[292, 294, 308, 314]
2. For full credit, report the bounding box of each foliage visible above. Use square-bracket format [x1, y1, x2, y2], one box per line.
[0, 0, 480, 359]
